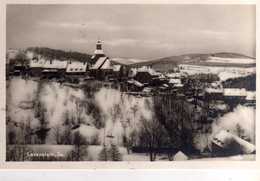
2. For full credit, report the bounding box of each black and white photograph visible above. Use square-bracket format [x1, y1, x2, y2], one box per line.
[5, 3, 256, 162]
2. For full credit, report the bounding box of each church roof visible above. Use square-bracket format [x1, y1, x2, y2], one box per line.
[100, 58, 112, 70]
[91, 57, 111, 70]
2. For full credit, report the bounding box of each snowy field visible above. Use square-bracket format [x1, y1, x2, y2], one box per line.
[206, 56, 255, 64]
[14, 144, 255, 161]
[179, 63, 255, 81]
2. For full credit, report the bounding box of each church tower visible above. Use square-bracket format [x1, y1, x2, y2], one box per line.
[91, 40, 105, 64]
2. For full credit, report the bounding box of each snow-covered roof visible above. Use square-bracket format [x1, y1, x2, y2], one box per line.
[211, 81, 222, 88]
[205, 88, 223, 94]
[166, 72, 181, 78]
[212, 130, 255, 154]
[137, 66, 160, 76]
[246, 91, 256, 101]
[162, 84, 169, 88]
[91, 57, 108, 69]
[158, 74, 166, 79]
[29, 58, 45, 68]
[100, 58, 112, 70]
[127, 80, 144, 87]
[43, 59, 68, 69]
[113, 65, 121, 72]
[42, 69, 58, 72]
[174, 83, 184, 88]
[173, 151, 188, 161]
[223, 88, 247, 97]
[169, 78, 181, 84]
[143, 87, 152, 93]
[66, 61, 87, 73]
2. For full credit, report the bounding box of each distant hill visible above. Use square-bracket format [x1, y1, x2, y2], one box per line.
[111, 57, 147, 66]
[130, 52, 256, 72]
[26, 47, 92, 62]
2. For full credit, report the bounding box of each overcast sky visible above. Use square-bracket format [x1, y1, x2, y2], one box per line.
[7, 4, 255, 59]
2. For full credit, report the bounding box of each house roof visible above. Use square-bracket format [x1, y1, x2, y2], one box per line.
[29, 58, 45, 68]
[136, 66, 159, 75]
[127, 79, 144, 87]
[174, 83, 184, 88]
[66, 61, 87, 73]
[205, 88, 223, 94]
[223, 88, 247, 97]
[43, 59, 68, 69]
[169, 78, 181, 84]
[173, 151, 188, 161]
[246, 91, 256, 100]
[166, 72, 181, 78]
[113, 65, 121, 72]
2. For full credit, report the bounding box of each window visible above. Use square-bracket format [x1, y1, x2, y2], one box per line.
[70, 68, 73, 71]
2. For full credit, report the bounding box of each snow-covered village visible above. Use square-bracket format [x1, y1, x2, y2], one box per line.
[5, 5, 256, 161]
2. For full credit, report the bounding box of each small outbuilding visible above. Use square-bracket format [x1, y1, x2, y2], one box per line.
[173, 151, 188, 161]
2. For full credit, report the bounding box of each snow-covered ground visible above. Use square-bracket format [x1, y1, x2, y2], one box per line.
[179, 64, 255, 81]
[22, 144, 255, 161]
[191, 154, 255, 161]
[206, 56, 255, 64]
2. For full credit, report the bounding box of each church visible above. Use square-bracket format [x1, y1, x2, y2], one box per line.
[90, 40, 120, 80]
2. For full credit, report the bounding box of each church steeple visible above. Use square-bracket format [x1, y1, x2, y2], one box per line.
[94, 40, 104, 55]
[96, 40, 102, 50]
[91, 39, 106, 64]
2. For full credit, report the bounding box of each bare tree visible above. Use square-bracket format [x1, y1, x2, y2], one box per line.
[34, 101, 50, 144]
[52, 125, 63, 144]
[62, 112, 73, 145]
[139, 116, 169, 161]
[67, 131, 88, 161]
[153, 95, 195, 154]
[6, 121, 31, 161]
[123, 129, 138, 154]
